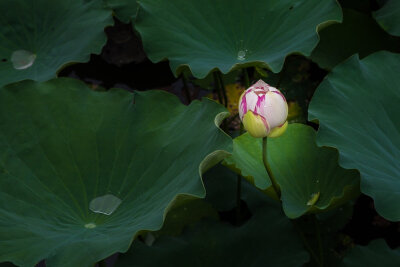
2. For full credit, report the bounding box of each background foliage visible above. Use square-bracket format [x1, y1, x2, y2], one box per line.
[0, 0, 399, 266]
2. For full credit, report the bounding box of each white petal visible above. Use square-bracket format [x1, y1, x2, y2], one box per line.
[245, 90, 259, 113]
[259, 91, 288, 128]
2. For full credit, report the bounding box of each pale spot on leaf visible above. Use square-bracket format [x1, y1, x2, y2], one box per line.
[11, 50, 36, 70]
[84, 223, 96, 229]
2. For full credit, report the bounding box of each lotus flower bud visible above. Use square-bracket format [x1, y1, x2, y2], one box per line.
[239, 80, 288, 138]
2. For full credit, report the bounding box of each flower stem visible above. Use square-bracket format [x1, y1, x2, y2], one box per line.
[262, 137, 280, 198]
[243, 68, 250, 88]
[217, 72, 228, 108]
[213, 72, 224, 105]
[314, 214, 324, 267]
[181, 73, 191, 104]
[235, 118, 245, 223]
[292, 219, 322, 267]
[276, 61, 287, 89]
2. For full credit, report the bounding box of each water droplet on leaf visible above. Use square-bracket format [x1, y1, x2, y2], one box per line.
[89, 194, 122, 215]
[237, 50, 246, 61]
[11, 50, 36, 70]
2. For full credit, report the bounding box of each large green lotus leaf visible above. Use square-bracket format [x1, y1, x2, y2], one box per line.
[134, 0, 342, 78]
[104, 0, 139, 23]
[374, 0, 400, 37]
[224, 123, 360, 218]
[0, 78, 231, 267]
[308, 51, 400, 221]
[117, 166, 309, 267]
[310, 8, 400, 70]
[342, 239, 400, 266]
[0, 0, 112, 87]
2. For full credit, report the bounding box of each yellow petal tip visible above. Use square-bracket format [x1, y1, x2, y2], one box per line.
[242, 111, 269, 138]
[267, 121, 288, 138]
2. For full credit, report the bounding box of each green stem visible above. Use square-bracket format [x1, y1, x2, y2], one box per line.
[292, 220, 322, 267]
[276, 60, 287, 89]
[243, 68, 250, 88]
[217, 72, 228, 108]
[262, 137, 280, 198]
[235, 67, 252, 223]
[213, 72, 224, 105]
[181, 73, 191, 104]
[236, 102, 246, 223]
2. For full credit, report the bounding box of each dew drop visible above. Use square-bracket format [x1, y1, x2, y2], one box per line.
[89, 194, 122, 215]
[11, 50, 36, 70]
[84, 223, 96, 229]
[237, 50, 246, 61]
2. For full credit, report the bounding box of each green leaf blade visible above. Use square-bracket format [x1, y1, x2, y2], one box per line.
[0, 0, 113, 87]
[0, 78, 231, 266]
[135, 0, 342, 78]
[342, 240, 400, 267]
[309, 51, 400, 221]
[310, 8, 400, 70]
[224, 124, 359, 218]
[117, 166, 309, 267]
[374, 0, 400, 37]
